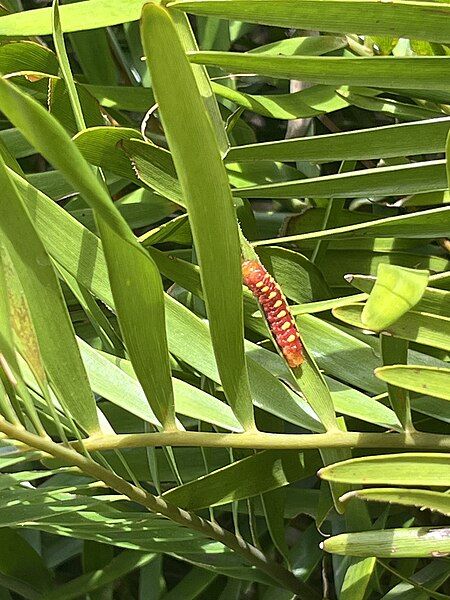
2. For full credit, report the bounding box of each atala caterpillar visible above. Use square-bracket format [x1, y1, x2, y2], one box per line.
[242, 259, 304, 368]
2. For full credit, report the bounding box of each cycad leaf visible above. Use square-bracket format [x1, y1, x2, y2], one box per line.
[141, 4, 254, 430]
[169, 0, 450, 43]
[322, 527, 450, 558]
[319, 453, 450, 486]
[361, 264, 429, 331]
[0, 154, 100, 434]
[341, 488, 450, 517]
[188, 52, 450, 91]
[375, 365, 450, 402]
[0, 75, 175, 430]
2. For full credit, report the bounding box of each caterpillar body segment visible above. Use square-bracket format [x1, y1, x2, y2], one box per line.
[242, 259, 304, 368]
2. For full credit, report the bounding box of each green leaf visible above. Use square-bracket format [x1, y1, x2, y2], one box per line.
[380, 336, 413, 432]
[0, 0, 152, 36]
[249, 35, 347, 56]
[333, 304, 450, 351]
[0, 75, 175, 430]
[52, 0, 87, 133]
[158, 568, 217, 600]
[81, 541, 114, 600]
[0, 529, 53, 597]
[256, 246, 331, 303]
[0, 152, 100, 434]
[80, 340, 242, 432]
[447, 119, 450, 185]
[322, 527, 450, 558]
[74, 126, 142, 182]
[188, 52, 450, 91]
[48, 78, 105, 137]
[290, 293, 368, 316]
[326, 377, 400, 430]
[234, 160, 447, 199]
[0, 40, 59, 76]
[0, 470, 62, 491]
[0, 128, 33, 160]
[261, 487, 290, 565]
[291, 314, 383, 394]
[42, 551, 155, 600]
[0, 487, 105, 527]
[163, 450, 321, 510]
[120, 139, 183, 205]
[337, 88, 444, 122]
[0, 245, 43, 429]
[319, 453, 450, 486]
[255, 206, 450, 245]
[226, 117, 450, 163]
[97, 221, 176, 429]
[341, 488, 450, 517]
[212, 82, 349, 120]
[348, 275, 450, 319]
[141, 4, 254, 429]
[17, 498, 273, 585]
[69, 30, 118, 86]
[84, 84, 154, 111]
[375, 365, 450, 402]
[340, 558, 377, 600]
[379, 559, 450, 600]
[169, 0, 450, 43]
[362, 264, 429, 331]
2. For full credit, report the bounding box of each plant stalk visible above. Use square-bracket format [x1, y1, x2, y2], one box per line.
[81, 430, 450, 452]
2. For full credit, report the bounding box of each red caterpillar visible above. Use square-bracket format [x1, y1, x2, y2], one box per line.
[242, 259, 304, 368]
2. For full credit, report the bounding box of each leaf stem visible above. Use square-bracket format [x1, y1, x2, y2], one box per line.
[80, 431, 450, 452]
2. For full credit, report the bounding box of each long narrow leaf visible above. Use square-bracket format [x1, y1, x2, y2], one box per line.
[188, 52, 450, 91]
[169, 0, 450, 43]
[141, 4, 254, 429]
[361, 264, 429, 331]
[0, 76, 176, 430]
[319, 453, 450, 486]
[375, 365, 450, 402]
[234, 160, 447, 199]
[226, 117, 450, 163]
[0, 155, 99, 434]
[341, 489, 450, 517]
[0, 0, 152, 36]
[322, 527, 450, 558]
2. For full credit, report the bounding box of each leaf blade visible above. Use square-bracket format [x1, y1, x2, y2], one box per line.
[319, 453, 450, 486]
[0, 76, 176, 430]
[375, 365, 450, 402]
[341, 488, 450, 517]
[361, 264, 429, 331]
[322, 527, 450, 558]
[169, 0, 450, 43]
[141, 4, 254, 429]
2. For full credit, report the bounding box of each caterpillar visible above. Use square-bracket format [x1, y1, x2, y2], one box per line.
[242, 259, 304, 368]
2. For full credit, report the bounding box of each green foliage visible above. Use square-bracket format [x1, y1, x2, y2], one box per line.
[0, 0, 448, 598]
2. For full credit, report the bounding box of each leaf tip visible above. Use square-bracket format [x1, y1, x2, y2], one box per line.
[339, 491, 357, 504]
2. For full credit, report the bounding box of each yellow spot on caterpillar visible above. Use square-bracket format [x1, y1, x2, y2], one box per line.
[281, 322, 291, 331]
[268, 291, 277, 300]
[287, 334, 296, 343]
[274, 300, 283, 308]
[276, 310, 287, 319]
[255, 281, 264, 288]
[261, 286, 269, 293]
